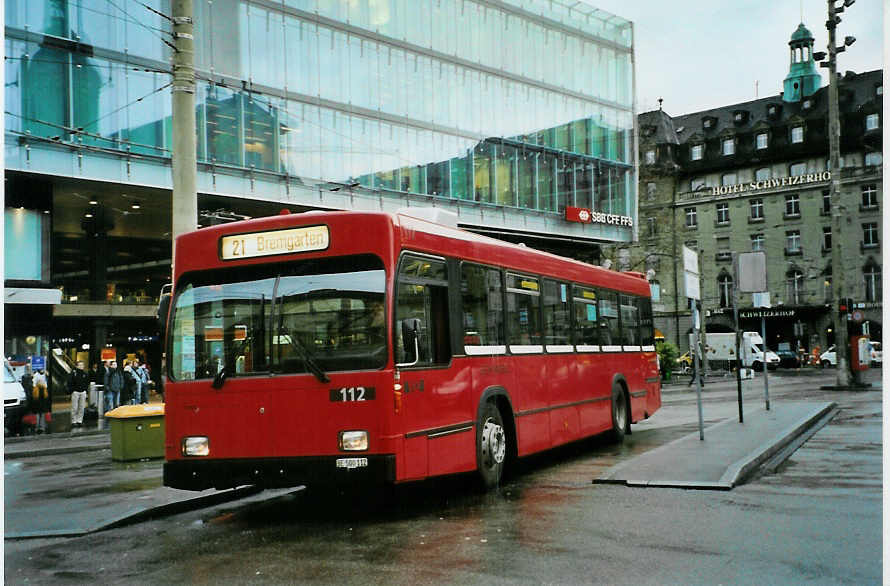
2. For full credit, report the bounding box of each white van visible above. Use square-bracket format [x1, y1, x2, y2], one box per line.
[4, 359, 27, 435]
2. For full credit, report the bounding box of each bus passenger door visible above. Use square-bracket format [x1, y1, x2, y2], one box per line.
[394, 255, 461, 481]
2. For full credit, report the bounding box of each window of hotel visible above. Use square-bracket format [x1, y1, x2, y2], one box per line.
[755, 167, 770, 182]
[822, 226, 832, 251]
[716, 237, 730, 259]
[721, 173, 737, 186]
[791, 125, 804, 144]
[822, 190, 831, 214]
[685, 240, 698, 250]
[647, 182, 657, 200]
[750, 198, 764, 220]
[864, 263, 882, 302]
[718, 273, 733, 308]
[790, 162, 806, 176]
[685, 207, 697, 228]
[861, 184, 878, 208]
[865, 152, 882, 166]
[863, 223, 879, 247]
[751, 233, 764, 251]
[691, 144, 703, 161]
[716, 202, 730, 224]
[645, 149, 656, 164]
[786, 230, 801, 253]
[865, 113, 880, 131]
[786, 270, 805, 305]
[756, 132, 769, 150]
[785, 193, 800, 216]
[722, 138, 735, 156]
[647, 217, 657, 237]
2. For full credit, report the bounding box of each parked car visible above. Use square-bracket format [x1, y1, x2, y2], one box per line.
[775, 349, 801, 368]
[820, 346, 836, 368]
[821, 342, 883, 368]
[4, 360, 27, 436]
[868, 341, 882, 367]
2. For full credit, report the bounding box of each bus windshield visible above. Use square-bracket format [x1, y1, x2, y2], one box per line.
[168, 254, 386, 381]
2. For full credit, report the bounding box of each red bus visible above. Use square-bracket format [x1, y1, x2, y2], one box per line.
[162, 209, 660, 491]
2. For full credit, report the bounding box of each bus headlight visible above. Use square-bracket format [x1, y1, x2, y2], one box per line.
[339, 431, 368, 451]
[182, 436, 210, 457]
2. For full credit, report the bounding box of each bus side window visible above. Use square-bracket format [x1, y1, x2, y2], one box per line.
[543, 280, 571, 346]
[572, 285, 598, 346]
[395, 255, 451, 366]
[506, 273, 541, 347]
[597, 290, 619, 347]
[460, 263, 505, 351]
[638, 297, 654, 347]
[620, 294, 640, 346]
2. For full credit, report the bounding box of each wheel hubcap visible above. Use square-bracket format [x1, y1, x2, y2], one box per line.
[615, 395, 627, 430]
[481, 418, 506, 467]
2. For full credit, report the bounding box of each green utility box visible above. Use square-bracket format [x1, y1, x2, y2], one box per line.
[106, 404, 165, 461]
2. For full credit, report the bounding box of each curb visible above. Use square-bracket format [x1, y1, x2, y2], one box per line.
[719, 401, 837, 488]
[5, 443, 112, 460]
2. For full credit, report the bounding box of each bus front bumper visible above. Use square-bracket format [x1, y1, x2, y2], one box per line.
[164, 454, 397, 491]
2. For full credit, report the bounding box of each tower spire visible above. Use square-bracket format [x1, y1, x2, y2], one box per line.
[783, 22, 822, 103]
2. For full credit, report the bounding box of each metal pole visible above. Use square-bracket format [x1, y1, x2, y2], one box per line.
[827, 0, 850, 387]
[692, 303, 704, 440]
[172, 0, 197, 262]
[733, 272, 743, 423]
[762, 315, 770, 411]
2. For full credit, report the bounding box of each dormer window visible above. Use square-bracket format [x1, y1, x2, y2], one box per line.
[791, 125, 804, 144]
[877, 85, 883, 96]
[691, 144, 704, 161]
[756, 132, 769, 150]
[767, 104, 782, 119]
[732, 110, 749, 124]
[865, 113, 880, 131]
[702, 116, 717, 130]
[802, 98, 813, 110]
[722, 138, 735, 156]
[645, 149, 656, 164]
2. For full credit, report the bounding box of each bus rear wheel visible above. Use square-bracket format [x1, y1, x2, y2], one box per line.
[607, 383, 628, 443]
[476, 402, 506, 489]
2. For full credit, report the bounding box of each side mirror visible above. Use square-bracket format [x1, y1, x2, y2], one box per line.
[397, 318, 421, 367]
[156, 284, 172, 340]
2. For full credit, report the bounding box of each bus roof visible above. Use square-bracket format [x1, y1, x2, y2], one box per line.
[174, 210, 651, 297]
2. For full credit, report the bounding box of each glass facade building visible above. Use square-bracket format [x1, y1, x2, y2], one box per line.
[6, 0, 636, 235]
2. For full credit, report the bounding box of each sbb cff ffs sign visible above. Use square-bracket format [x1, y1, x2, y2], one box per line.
[565, 206, 634, 227]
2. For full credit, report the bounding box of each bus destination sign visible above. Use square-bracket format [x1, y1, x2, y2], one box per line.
[220, 225, 329, 260]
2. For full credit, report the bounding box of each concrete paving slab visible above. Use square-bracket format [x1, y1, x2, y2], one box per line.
[594, 401, 836, 490]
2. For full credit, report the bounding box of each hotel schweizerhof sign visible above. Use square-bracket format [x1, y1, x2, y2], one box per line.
[684, 172, 832, 200]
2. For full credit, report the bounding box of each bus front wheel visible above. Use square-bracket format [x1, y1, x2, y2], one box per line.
[476, 402, 507, 489]
[607, 383, 628, 443]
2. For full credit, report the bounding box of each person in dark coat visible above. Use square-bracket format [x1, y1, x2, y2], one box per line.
[104, 360, 124, 413]
[68, 361, 90, 427]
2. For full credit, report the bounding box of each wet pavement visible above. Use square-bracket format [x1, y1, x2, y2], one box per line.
[3, 368, 878, 540]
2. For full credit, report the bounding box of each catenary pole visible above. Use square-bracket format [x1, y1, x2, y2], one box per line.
[171, 0, 197, 267]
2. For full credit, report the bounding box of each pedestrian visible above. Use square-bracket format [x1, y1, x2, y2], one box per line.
[137, 361, 150, 404]
[31, 368, 49, 433]
[687, 358, 705, 387]
[104, 360, 124, 413]
[68, 360, 90, 428]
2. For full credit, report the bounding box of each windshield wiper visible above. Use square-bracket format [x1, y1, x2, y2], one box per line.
[278, 325, 330, 383]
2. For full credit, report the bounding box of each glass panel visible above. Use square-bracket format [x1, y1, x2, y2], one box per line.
[205, 86, 242, 166]
[473, 142, 493, 203]
[517, 150, 536, 209]
[461, 264, 505, 349]
[168, 254, 386, 381]
[244, 95, 279, 171]
[494, 144, 516, 206]
[597, 289, 620, 346]
[572, 286, 598, 346]
[537, 154, 555, 211]
[620, 294, 639, 346]
[506, 274, 541, 346]
[543, 280, 571, 346]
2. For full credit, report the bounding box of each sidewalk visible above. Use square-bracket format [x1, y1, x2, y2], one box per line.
[594, 401, 837, 489]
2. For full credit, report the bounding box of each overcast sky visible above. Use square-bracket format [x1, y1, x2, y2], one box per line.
[590, 0, 884, 116]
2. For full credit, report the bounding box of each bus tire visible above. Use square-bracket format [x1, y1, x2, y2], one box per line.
[607, 383, 628, 443]
[476, 401, 507, 489]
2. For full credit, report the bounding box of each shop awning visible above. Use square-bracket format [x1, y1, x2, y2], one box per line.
[5, 287, 62, 305]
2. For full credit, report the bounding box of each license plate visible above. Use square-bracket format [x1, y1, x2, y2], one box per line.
[335, 458, 368, 469]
